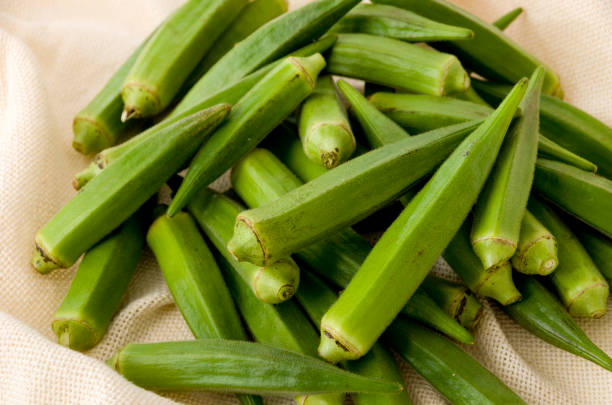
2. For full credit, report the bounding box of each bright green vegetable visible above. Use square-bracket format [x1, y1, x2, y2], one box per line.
[52, 210, 147, 351]
[108, 339, 403, 395]
[505, 275, 612, 371]
[168, 53, 325, 216]
[318, 80, 527, 363]
[492, 7, 523, 30]
[533, 159, 612, 237]
[454, 86, 490, 106]
[372, 0, 561, 97]
[329, 3, 473, 41]
[575, 226, 612, 282]
[121, 0, 247, 120]
[511, 210, 559, 275]
[299, 75, 355, 168]
[386, 319, 527, 405]
[529, 197, 609, 318]
[422, 276, 483, 330]
[32, 104, 229, 273]
[471, 67, 544, 269]
[326, 33, 469, 96]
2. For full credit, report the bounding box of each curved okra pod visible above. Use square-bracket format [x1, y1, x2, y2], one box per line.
[511, 210, 559, 275]
[228, 120, 481, 266]
[318, 80, 528, 363]
[52, 209, 147, 351]
[471, 67, 544, 269]
[505, 275, 612, 372]
[32, 104, 229, 273]
[533, 159, 612, 237]
[386, 319, 527, 405]
[371, 0, 561, 97]
[575, 226, 612, 282]
[329, 3, 473, 42]
[492, 7, 523, 30]
[108, 339, 403, 395]
[299, 75, 356, 168]
[327, 33, 469, 96]
[168, 53, 325, 216]
[121, 0, 247, 120]
[528, 197, 609, 318]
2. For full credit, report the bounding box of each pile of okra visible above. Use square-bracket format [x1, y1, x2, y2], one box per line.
[34, 0, 612, 403]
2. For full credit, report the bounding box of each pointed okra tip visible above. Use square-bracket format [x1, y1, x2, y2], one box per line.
[227, 216, 266, 266]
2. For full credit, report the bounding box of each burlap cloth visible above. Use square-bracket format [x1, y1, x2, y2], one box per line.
[1, 0, 611, 403]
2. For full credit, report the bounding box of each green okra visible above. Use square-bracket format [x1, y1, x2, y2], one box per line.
[185, 0, 359, 98]
[492, 7, 523, 30]
[168, 53, 325, 216]
[228, 120, 481, 267]
[326, 33, 469, 96]
[386, 319, 527, 405]
[32, 104, 229, 274]
[329, 3, 473, 42]
[511, 210, 559, 275]
[299, 75, 356, 168]
[471, 67, 544, 270]
[187, 189, 299, 304]
[528, 197, 609, 318]
[458, 293, 484, 331]
[505, 275, 612, 372]
[108, 339, 403, 395]
[369, 91, 598, 172]
[575, 226, 612, 282]
[121, 0, 247, 120]
[371, 0, 561, 97]
[473, 79, 612, 177]
[533, 159, 612, 237]
[318, 80, 527, 363]
[52, 210, 147, 351]
[422, 276, 483, 330]
[453, 86, 490, 106]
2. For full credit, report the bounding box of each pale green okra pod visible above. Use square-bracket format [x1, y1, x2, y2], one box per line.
[511, 210, 559, 275]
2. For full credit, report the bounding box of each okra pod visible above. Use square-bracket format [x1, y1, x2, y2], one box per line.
[326, 33, 469, 96]
[453, 86, 490, 106]
[329, 3, 473, 42]
[121, 0, 247, 120]
[471, 67, 544, 269]
[371, 0, 561, 97]
[108, 339, 402, 395]
[422, 276, 483, 330]
[533, 159, 612, 237]
[52, 210, 147, 351]
[473, 79, 612, 177]
[32, 104, 229, 273]
[318, 80, 527, 363]
[186, 0, 359, 97]
[187, 189, 299, 304]
[511, 210, 559, 275]
[299, 75, 356, 168]
[168, 53, 325, 216]
[528, 197, 609, 317]
[492, 7, 523, 30]
[505, 275, 612, 372]
[458, 293, 483, 330]
[575, 226, 612, 282]
[386, 319, 527, 405]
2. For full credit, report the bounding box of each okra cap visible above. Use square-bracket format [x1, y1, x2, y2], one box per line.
[253, 258, 300, 304]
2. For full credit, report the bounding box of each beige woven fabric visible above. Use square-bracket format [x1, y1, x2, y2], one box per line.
[0, 0, 610, 403]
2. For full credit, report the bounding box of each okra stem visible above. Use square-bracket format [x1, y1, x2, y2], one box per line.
[492, 7, 524, 30]
[511, 210, 559, 275]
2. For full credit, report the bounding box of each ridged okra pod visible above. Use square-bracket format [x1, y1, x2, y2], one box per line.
[422, 276, 483, 330]
[576, 226, 612, 282]
[473, 79, 612, 177]
[471, 67, 544, 269]
[318, 80, 527, 363]
[505, 275, 612, 372]
[511, 210, 559, 275]
[32, 104, 229, 273]
[533, 159, 612, 237]
[369, 91, 597, 171]
[299, 75, 356, 168]
[528, 197, 609, 318]
[492, 7, 523, 30]
[228, 121, 481, 266]
[327, 33, 469, 96]
[52, 210, 147, 351]
[121, 0, 246, 120]
[329, 3, 473, 42]
[186, 0, 359, 98]
[372, 0, 561, 97]
[168, 54, 325, 216]
[187, 189, 299, 304]
[386, 319, 527, 405]
[108, 339, 402, 395]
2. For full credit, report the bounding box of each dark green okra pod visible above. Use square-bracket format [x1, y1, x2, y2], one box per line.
[575, 226, 612, 282]
[492, 7, 523, 30]
[52, 210, 147, 351]
[511, 210, 559, 275]
[32, 104, 229, 273]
